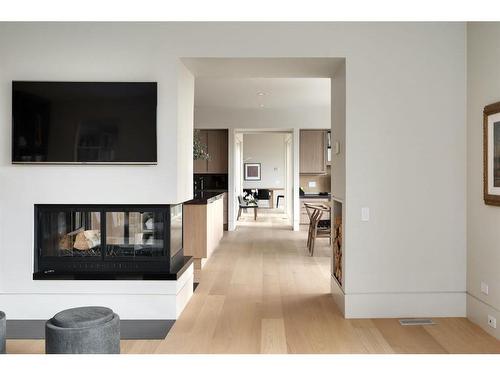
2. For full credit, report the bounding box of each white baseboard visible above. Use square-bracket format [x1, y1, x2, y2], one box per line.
[467, 293, 500, 340]
[344, 291, 466, 318]
[330, 276, 466, 319]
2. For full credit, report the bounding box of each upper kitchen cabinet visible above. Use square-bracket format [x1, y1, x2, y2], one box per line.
[300, 130, 327, 174]
[194, 129, 228, 174]
[207, 130, 228, 173]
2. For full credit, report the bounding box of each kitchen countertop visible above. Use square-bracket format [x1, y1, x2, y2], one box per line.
[300, 193, 332, 199]
[184, 191, 225, 205]
[194, 189, 228, 193]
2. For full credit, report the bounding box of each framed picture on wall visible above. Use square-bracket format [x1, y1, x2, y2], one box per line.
[484, 101, 500, 205]
[244, 163, 261, 181]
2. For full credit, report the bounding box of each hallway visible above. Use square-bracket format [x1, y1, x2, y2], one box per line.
[156, 225, 333, 353]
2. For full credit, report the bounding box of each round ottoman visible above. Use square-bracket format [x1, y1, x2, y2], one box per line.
[45, 306, 120, 354]
[0, 311, 5, 354]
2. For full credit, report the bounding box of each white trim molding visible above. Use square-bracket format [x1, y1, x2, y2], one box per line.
[344, 291, 466, 319]
[467, 293, 500, 340]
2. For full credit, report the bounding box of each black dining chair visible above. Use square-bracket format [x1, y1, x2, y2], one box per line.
[276, 194, 284, 208]
[256, 189, 271, 207]
[238, 195, 258, 220]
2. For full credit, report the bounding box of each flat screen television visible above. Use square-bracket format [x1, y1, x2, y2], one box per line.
[12, 81, 157, 164]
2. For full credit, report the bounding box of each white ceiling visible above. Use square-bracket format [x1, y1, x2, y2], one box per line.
[194, 77, 331, 109]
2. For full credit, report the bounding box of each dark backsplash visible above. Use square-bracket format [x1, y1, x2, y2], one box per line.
[194, 174, 228, 191]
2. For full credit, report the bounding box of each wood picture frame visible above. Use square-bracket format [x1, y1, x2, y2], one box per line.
[244, 163, 261, 181]
[484, 101, 500, 205]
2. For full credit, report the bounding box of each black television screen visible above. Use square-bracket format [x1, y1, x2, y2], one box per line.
[12, 81, 157, 164]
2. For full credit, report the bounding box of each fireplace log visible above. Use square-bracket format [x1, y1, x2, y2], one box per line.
[74, 230, 101, 250]
[58, 228, 84, 250]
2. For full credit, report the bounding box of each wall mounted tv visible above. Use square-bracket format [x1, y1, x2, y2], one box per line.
[12, 81, 157, 164]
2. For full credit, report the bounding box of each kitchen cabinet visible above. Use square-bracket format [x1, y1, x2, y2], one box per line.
[184, 193, 224, 282]
[300, 130, 327, 174]
[194, 129, 228, 174]
[207, 130, 228, 173]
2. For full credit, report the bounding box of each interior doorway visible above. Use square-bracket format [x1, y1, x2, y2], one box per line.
[183, 56, 346, 318]
[234, 130, 293, 229]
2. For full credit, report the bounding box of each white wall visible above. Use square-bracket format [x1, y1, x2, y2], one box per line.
[330, 61, 347, 313]
[331, 61, 346, 202]
[0, 22, 467, 319]
[467, 23, 500, 339]
[176, 62, 195, 201]
[342, 25, 466, 318]
[0, 23, 194, 319]
[195, 106, 330, 129]
[242, 133, 286, 190]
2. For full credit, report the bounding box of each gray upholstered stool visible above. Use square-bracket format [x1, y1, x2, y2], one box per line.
[0, 311, 5, 354]
[45, 306, 120, 354]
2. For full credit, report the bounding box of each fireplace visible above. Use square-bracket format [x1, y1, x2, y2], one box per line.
[34, 204, 189, 279]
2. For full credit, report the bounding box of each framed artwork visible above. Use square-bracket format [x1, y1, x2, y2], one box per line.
[484, 101, 500, 205]
[244, 163, 261, 181]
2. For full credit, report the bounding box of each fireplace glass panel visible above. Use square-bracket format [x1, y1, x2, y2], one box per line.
[105, 211, 165, 257]
[38, 210, 101, 258]
[35, 204, 183, 278]
[170, 203, 183, 258]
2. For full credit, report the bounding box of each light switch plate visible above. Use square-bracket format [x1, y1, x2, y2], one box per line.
[361, 207, 370, 221]
[481, 281, 489, 295]
[308, 181, 316, 188]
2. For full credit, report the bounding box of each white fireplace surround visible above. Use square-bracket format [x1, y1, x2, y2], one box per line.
[0, 264, 194, 320]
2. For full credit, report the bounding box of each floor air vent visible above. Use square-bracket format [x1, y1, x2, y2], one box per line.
[399, 318, 436, 326]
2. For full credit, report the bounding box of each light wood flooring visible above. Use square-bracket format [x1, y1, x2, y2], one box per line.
[6, 225, 500, 354]
[236, 206, 291, 229]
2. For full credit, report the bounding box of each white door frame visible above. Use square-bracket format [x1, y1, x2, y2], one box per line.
[228, 129, 237, 231]
[292, 128, 300, 231]
[284, 134, 293, 226]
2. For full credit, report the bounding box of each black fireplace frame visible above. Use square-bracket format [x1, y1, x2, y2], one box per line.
[33, 204, 191, 280]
